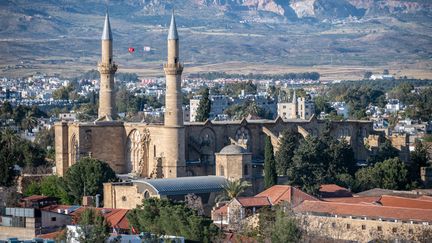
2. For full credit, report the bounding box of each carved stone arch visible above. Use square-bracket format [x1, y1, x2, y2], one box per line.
[70, 133, 79, 166]
[126, 129, 151, 177]
[235, 126, 251, 147]
[126, 129, 141, 175]
[199, 127, 217, 165]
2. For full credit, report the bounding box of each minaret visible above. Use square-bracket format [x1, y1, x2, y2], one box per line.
[97, 12, 117, 121]
[163, 11, 185, 178]
[164, 12, 183, 127]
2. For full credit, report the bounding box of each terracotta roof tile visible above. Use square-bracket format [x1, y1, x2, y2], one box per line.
[379, 195, 432, 209]
[418, 195, 432, 201]
[319, 184, 353, 198]
[22, 195, 51, 201]
[236, 197, 271, 207]
[37, 229, 65, 239]
[294, 200, 432, 223]
[72, 207, 130, 229]
[324, 196, 380, 204]
[256, 185, 318, 206]
[213, 204, 228, 216]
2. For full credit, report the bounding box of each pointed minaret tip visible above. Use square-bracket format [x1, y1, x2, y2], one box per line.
[168, 10, 179, 40]
[102, 13, 113, 40]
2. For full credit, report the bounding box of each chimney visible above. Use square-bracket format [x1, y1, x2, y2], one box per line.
[82, 196, 94, 207]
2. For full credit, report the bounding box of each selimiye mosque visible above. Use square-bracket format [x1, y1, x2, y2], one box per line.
[55, 11, 384, 181]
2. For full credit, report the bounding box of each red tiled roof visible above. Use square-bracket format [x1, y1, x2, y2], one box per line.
[72, 207, 130, 229]
[294, 200, 432, 223]
[22, 195, 51, 201]
[319, 184, 353, 198]
[213, 204, 228, 216]
[418, 195, 432, 201]
[236, 197, 271, 207]
[37, 230, 65, 240]
[255, 185, 318, 206]
[324, 196, 380, 204]
[378, 195, 432, 209]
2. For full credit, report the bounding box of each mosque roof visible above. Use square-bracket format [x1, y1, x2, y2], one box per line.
[219, 145, 249, 155]
[133, 176, 226, 196]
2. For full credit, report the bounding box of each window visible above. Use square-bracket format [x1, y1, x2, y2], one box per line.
[346, 224, 350, 229]
[392, 228, 397, 233]
[409, 229, 413, 234]
[144, 190, 150, 199]
[121, 196, 127, 201]
[244, 164, 249, 176]
[51, 217, 56, 222]
[377, 226, 382, 231]
[331, 222, 336, 228]
[154, 145, 156, 157]
[362, 225, 366, 230]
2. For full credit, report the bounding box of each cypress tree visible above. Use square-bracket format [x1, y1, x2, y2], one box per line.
[264, 136, 277, 188]
[195, 88, 211, 122]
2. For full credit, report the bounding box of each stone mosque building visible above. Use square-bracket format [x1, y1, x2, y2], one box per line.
[55, 12, 386, 183]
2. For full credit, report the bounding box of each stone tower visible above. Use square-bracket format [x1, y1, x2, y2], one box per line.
[291, 89, 298, 119]
[163, 12, 186, 177]
[97, 13, 118, 121]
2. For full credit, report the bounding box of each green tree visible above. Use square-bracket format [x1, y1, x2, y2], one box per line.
[76, 208, 110, 243]
[409, 141, 430, 183]
[255, 204, 302, 243]
[264, 136, 277, 188]
[0, 128, 19, 186]
[127, 198, 219, 242]
[276, 130, 301, 176]
[368, 139, 399, 164]
[52, 84, 75, 100]
[64, 157, 117, 204]
[217, 179, 251, 202]
[355, 158, 409, 191]
[21, 112, 37, 132]
[195, 88, 211, 122]
[288, 136, 327, 195]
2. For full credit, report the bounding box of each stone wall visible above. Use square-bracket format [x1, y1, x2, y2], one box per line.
[299, 214, 432, 242]
[0, 226, 35, 240]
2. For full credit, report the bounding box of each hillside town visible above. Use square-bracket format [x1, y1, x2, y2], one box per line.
[1, 7, 432, 243]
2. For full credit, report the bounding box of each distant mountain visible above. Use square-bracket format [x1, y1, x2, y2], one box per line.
[0, 0, 431, 78]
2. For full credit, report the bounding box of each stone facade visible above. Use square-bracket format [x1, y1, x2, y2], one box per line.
[299, 215, 432, 242]
[55, 12, 387, 179]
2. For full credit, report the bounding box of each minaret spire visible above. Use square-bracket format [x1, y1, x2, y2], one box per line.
[168, 10, 179, 40]
[101, 12, 112, 40]
[97, 10, 117, 121]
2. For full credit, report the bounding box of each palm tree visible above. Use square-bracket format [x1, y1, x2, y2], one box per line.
[1, 128, 19, 150]
[216, 178, 251, 202]
[21, 112, 37, 132]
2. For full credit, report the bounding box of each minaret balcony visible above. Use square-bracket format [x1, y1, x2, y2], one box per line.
[163, 62, 183, 75]
[98, 62, 118, 74]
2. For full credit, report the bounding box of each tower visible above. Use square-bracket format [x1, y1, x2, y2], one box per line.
[291, 89, 298, 119]
[163, 12, 186, 177]
[97, 12, 117, 121]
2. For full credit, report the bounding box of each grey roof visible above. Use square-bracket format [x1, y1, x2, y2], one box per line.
[219, 144, 248, 154]
[133, 176, 226, 196]
[167, 12, 178, 40]
[101, 13, 112, 40]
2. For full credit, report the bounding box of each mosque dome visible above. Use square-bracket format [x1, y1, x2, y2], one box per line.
[219, 145, 248, 155]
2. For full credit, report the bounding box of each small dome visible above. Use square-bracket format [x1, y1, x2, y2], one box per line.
[219, 145, 247, 154]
